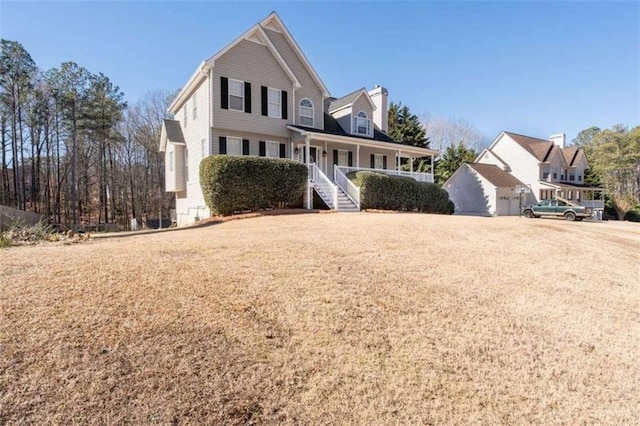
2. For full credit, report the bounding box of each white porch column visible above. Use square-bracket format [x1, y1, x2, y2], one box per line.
[410, 156, 414, 173]
[397, 150, 401, 170]
[356, 145, 360, 168]
[324, 141, 328, 175]
[306, 136, 312, 210]
[290, 141, 294, 160]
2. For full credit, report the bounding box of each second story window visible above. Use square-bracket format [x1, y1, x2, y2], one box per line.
[354, 111, 371, 136]
[193, 92, 197, 120]
[183, 107, 187, 128]
[261, 86, 287, 119]
[229, 79, 244, 111]
[299, 99, 314, 126]
[268, 88, 281, 118]
[169, 151, 174, 172]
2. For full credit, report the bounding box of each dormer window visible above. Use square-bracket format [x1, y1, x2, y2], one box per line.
[354, 111, 371, 136]
[299, 99, 314, 126]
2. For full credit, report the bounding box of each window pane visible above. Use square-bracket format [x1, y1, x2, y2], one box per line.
[374, 154, 383, 169]
[268, 89, 280, 118]
[230, 95, 243, 111]
[227, 137, 242, 155]
[266, 141, 279, 158]
[338, 150, 348, 166]
[300, 116, 313, 126]
[269, 88, 280, 102]
[229, 80, 243, 96]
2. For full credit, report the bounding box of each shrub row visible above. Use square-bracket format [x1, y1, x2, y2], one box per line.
[623, 209, 640, 222]
[351, 171, 454, 214]
[200, 155, 308, 216]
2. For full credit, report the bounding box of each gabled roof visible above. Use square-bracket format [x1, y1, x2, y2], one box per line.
[288, 114, 439, 156]
[504, 131, 555, 162]
[206, 23, 300, 89]
[561, 146, 585, 166]
[159, 119, 185, 152]
[467, 163, 524, 188]
[259, 12, 330, 97]
[476, 148, 509, 169]
[291, 113, 394, 143]
[170, 12, 331, 113]
[328, 88, 376, 113]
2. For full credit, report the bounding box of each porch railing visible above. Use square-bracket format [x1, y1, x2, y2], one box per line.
[334, 166, 360, 209]
[580, 200, 605, 209]
[309, 163, 338, 209]
[337, 166, 433, 183]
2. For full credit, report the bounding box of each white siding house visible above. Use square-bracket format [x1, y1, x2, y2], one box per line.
[444, 131, 604, 216]
[159, 12, 439, 226]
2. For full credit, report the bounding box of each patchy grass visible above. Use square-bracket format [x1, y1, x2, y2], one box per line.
[1, 214, 639, 424]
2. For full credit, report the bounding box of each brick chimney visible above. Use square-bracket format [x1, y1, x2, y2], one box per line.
[368, 85, 388, 133]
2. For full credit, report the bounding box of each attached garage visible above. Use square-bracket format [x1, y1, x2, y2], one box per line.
[443, 163, 525, 216]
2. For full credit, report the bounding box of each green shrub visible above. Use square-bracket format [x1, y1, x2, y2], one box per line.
[623, 209, 640, 222]
[351, 171, 453, 214]
[200, 155, 308, 216]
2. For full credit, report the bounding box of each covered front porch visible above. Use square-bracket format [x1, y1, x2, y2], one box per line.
[287, 127, 439, 211]
[539, 181, 606, 209]
[288, 128, 438, 184]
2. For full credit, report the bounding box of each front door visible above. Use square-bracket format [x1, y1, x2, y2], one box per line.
[298, 144, 323, 171]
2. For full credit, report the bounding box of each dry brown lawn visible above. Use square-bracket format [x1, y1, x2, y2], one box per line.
[1, 213, 639, 425]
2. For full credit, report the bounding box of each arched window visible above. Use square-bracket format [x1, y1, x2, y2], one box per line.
[299, 98, 314, 126]
[354, 110, 371, 136]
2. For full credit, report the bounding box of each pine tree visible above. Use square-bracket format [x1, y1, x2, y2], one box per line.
[387, 102, 429, 148]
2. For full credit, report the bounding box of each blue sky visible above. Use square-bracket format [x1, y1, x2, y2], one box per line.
[1, 1, 638, 144]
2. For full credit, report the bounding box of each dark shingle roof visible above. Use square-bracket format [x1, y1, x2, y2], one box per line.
[504, 131, 554, 162]
[468, 163, 524, 188]
[328, 88, 366, 112]
[290, 113, 401, 145]
[164, 119, 185, 143]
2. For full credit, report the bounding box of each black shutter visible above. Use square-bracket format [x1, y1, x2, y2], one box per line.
[219, 136, 227, 154]
[348, 151, 353, 167]
[244, 82, 251, 113]
[281, 90, 288, 120]
[370, 154, 375, 168]
[261, 86, 268, 116]
[279, 143, 286, 158]
[333, 150, 338, 165]
[242, 139, 250, 155]
[259, 141, 266, 157]
[383, 155, 387, 169]
[221, 77, 228, 109]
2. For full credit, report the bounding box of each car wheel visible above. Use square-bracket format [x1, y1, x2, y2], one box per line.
[523, 210, 533, 218]
[564, 211, 576, 221]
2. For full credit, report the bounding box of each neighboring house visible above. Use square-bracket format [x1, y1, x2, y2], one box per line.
[159, 12, 439, 226]
[443, 131, 604, 216]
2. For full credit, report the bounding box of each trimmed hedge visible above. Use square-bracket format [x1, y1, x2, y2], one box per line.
[351, 171, 454, 214]
[623, 209, 640, 222]
[200, 155, 308, 216]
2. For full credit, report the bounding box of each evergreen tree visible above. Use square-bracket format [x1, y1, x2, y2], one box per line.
[434, 142, 477, 185]
[387, 102, 429, 148]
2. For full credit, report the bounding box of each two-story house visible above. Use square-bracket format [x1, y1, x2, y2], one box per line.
[443, 131, 604, 216]
[159, 12, 439, 226]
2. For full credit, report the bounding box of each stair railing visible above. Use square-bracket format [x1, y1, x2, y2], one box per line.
[334, 166, 361, 210]
[309, 163, 338, 209]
